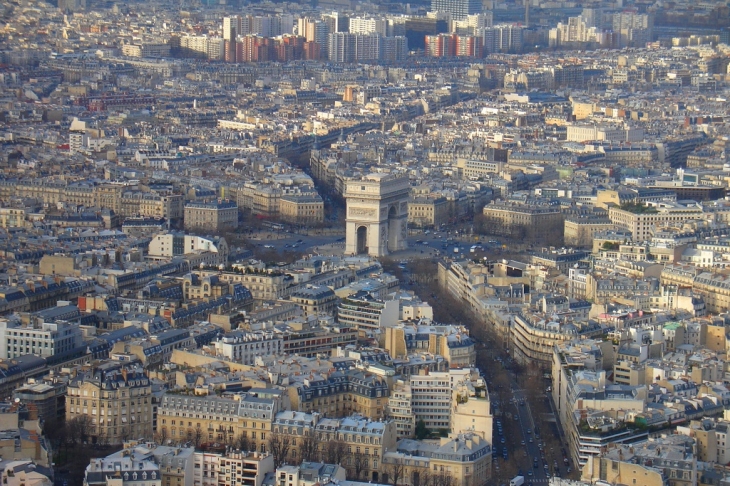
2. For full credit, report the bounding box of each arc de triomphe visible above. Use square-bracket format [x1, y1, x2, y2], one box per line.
[345, 174, 409, 257]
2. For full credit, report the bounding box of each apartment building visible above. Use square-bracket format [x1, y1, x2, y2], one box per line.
[213, 331, 284, 364]
[272, 463, 346, 486]
[184, 200, 239, 233]
[280, 322, 358, 357]
[336, 292, 399, 335]
[194, 450, 273, 486]
[84, 455, 161, 486]
[198, 270, 291, 300]
[289, 285, 338, 317]
[156, 389, 285, 453]
[389, 369, 477, 434]
[580, 449, 663, 486]
[387, 432, 492, 486]
[84, 442, 198, 486]
[120, 192, 184, 220]
[288, 369, 390, 419]
[0, 314, 84, 359]
[13, 379, 67, 422]
[431, 0, 481, 20]
[313, 415, 397, 482]
[122, 43, 171, 58]
[564, 216, 614, 247]
[551, 342, 652, 467]
[482, 202, 564, 244]
[661, 264, 730, 314]
[0, 207, 29, 229]
[408, 197, 449, 228]
[388, 381, 415, 439]
[67, 361, 154, 445]
[437, 261, 490, 314]
[451, 372, 492, 440]
[149, 233, 229, 264]
[566, 124, 644, 143]
[608, 202, 704, 242]
[429, 333, 476, 368]
[512, 312, 604, 365]
[279, 194, 324, 224]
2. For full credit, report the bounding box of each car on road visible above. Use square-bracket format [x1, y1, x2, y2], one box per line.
[521, 440, 525, 446]
[526, 429, 531, 435]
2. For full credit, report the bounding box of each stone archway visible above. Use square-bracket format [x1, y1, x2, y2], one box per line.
[356, 225, 368, 254]
[387, 205, 399, 252]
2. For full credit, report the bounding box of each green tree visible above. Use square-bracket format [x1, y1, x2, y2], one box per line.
[415, 419, 429, 440]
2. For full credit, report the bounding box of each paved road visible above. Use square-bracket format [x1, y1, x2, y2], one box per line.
[247, 229, 504, 259]
[511, 387, 549, 486]
[510, 385, 571, 484]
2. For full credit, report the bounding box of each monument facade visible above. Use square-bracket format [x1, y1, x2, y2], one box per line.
[345, 174, 409, 257]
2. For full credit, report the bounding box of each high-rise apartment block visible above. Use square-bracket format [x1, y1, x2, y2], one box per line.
[483, 24, 523, 53]
[612, 12, 654, 48]
[431, 0, 482, 21]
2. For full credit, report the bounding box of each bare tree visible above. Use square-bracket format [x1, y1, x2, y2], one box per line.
[434, 471, 456, 486]
[384, 458, 405, 486]
[120, 426, 130, 443]
[324, 439, 347, 464]
[268, 430, 291, 468]
[419, 470, 434, 486]
[192, 425, 203, 449]
[350, 451, 368, 481]
[235, 433, 252, 451]
[155, 427, 169, 446]
[96, 429, 109, 447]
[67, 415, 93, 446]
[299, 433, 317, 462]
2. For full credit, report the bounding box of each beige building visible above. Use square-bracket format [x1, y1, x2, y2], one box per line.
[581, 454, 663, 486]
[662, 264, 730, 314]
[0, 208, 28, 228]
[262, 410, 398, 483]
[482, 202, 564, 244]
[95, 184, 126, 213]
[156, 389, 285, 452]
[121, 192, 184, 220]
[451, 372, 492, 441]
[608, 202, 704, 242]
[279, 194, 324, 224]
[288, 285, 338, 317]
[382, 432, 492, 486]
[184, 200, 238, 233]
[287, 369, 390, 420]
[571, 100, 595, 120]
[429, 334, 476, 368]
[408, 197, 449, 228]
[39, 255, 79, 277]
[512, 312, 604, 365]
[564, 217, 614, 247]
[67, 361, 154, 445]
[314, 415, 397, 482]
[198, 270, 291, 300]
